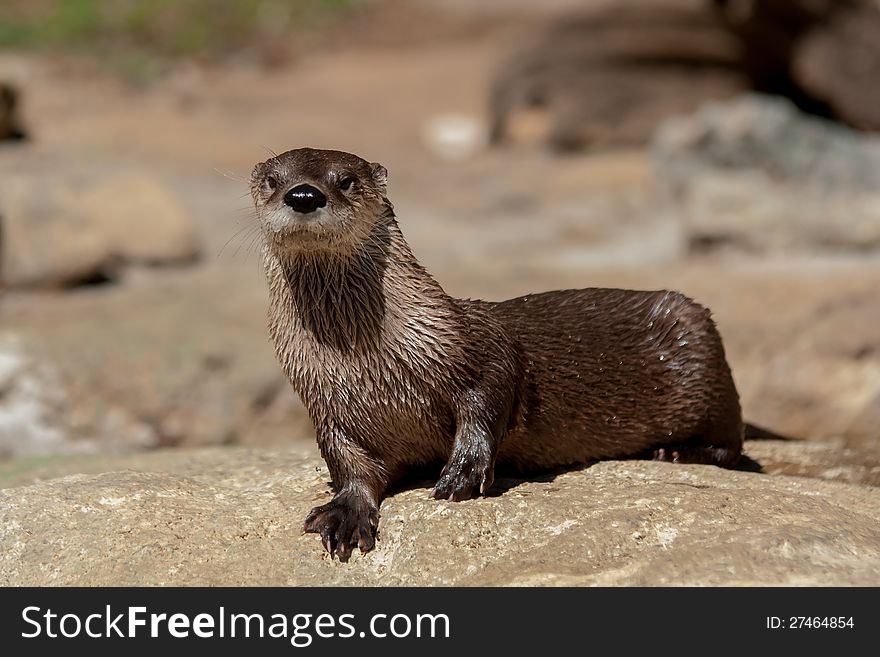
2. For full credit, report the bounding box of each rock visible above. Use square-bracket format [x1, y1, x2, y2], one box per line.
[79, 174, 201, 265]
[2, 266, 313, 452]
[1, 448, 878, 585]
[0, 336, 71, 459]
[0, 176, 114, 288]
[735, 290, 880, 446]
[652, 94, 880, 253]
[654, 93, 880, 184]
[715, 0, 880, 131]
[0, 333, 154, 457]
[793, 5, 880, 131]
[488, 1, 747, 150]
[747, 440, 880, 488]
[490, 0, 880, 152]
[0, 169, 201, 289]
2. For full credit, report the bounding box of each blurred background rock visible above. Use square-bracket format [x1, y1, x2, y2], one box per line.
[0, 0, 878, 485]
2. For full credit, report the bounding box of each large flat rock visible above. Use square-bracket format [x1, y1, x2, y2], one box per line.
[2, 448, 878, 586]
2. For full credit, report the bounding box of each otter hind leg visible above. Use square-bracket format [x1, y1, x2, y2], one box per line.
[652, 444, 741, 468]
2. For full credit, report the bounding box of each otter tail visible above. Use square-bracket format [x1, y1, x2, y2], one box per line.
[744, 422, 799, 441]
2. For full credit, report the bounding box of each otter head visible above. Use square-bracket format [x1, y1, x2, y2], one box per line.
[251, 147, 389, 255]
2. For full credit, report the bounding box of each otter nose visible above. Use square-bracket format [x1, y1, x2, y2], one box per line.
[283, 184, 327, 214]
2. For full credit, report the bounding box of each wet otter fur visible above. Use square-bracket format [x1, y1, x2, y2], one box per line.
[251, 147, 743, 560]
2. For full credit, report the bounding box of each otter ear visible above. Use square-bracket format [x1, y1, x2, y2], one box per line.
[370, 162, 388, 187]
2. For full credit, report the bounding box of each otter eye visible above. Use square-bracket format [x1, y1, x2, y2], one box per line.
[264, 175, 277, 191]
[338, 176, 355, 191]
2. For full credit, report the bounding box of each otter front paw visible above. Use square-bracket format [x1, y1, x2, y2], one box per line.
[432, 448, 495, 501]
[302, 494, 380, 561]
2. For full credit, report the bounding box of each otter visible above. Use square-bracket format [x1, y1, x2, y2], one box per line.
[251, 147, 744, 561]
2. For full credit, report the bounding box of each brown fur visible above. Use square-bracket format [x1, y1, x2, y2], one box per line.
[252, 148, 743, 560]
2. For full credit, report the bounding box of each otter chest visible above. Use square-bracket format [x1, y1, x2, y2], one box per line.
[287, 340, 456, 464]
[286, 336, 443, 423]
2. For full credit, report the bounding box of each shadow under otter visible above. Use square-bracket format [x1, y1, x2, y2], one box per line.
[387, 430, 779, 499]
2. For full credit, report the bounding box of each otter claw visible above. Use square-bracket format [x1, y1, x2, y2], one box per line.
[432, 450, 494, 502]
[303, 494, 379, 561]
